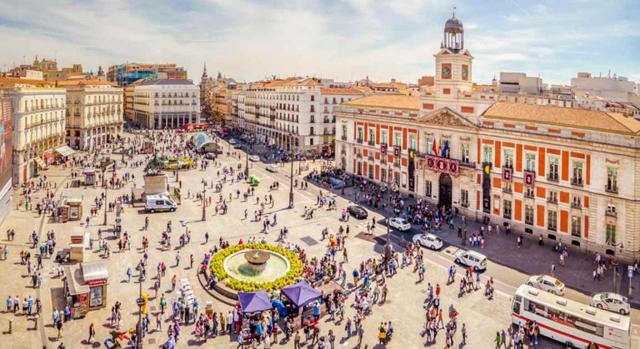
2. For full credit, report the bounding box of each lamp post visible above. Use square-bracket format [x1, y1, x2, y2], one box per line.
[201, 181, 207, 221]
[101, 158, 112, 226]
[136, 273, 144, 349]
[288, 135, 294, 209]
[244, 151, 249, 180]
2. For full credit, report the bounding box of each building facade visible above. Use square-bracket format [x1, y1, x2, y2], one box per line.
[0, 95, 13, 225]
[107, 63, 187, 86]
[0, 78, 66, 184]
[129, 79, 200, 129]
[59, 80, 124, 150]
[237, 78, 364, 155]
[335, 15, 640, 261]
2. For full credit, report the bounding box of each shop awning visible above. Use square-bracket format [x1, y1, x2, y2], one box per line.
[81, 261, 108, 284]
[65, 264, 89, 296]
[34, 157, 47, 169]
[55, 145, 76, 157]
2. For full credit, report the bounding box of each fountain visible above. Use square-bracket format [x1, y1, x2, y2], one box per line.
[244, 250, 271, 273]
[223, 248, 291, 283]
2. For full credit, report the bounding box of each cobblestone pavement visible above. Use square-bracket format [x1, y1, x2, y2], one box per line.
[0, 133, 636, 348]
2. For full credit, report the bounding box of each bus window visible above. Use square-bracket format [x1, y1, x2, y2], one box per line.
[512, 296, 521, 314]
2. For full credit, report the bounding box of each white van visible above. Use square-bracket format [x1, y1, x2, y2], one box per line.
[145, 194, 177, 213]
[454, 250, 488, 271]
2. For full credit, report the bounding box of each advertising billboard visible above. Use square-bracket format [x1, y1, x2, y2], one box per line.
[0, 97, 13, 224]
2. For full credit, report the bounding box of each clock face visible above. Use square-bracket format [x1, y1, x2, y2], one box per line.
[443, 67, 451, 77]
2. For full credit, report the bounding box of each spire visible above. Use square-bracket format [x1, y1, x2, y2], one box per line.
[202, 62, 208, 79]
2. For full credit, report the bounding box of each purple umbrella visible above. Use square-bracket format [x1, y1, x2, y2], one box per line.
[238, 291, 273, 314]
[281, 281, 321, 307]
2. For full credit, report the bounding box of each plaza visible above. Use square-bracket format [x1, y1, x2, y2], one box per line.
[0, 130, 637, 349]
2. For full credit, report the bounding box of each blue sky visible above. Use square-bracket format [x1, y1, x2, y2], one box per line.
[0, 0, 638, 85]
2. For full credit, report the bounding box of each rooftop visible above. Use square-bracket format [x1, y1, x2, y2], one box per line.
[343, 94, 420, 111]
[139, 78, 194, 86]
[483, 102, 640, 135]
[320, 87, 365, 95]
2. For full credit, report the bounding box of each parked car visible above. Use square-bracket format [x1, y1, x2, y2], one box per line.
[387, 217, 412, 231]
[249, 155, 260, 162]
[412, 233, 444, 250]
[205, 152, 216, 160]
[347, 205, 368, 219]
[454, 250, 487, 271]
[329, 177, 345, 189]
[591, 292, 630, 315]
[527, 274, 566, 296]
[266, 164, 278, 173]
[229, 139, 237, 144]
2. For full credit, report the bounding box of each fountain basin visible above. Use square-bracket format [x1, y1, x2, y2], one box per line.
[223, 249, 290, 283]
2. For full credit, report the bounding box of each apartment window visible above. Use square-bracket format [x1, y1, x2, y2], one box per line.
[393, 171, 400, 186]
[356, 128, 363, 143]
[525, 153, 536, 172]
[525, 205, 534, 225]
[368, 164, 374, 179]
[425, 181, 432, 197]
[409, 135, 417, 150]
[310, 127, 315, 136]
[310, 105, 315, 112]
[606, 167, 618, 193]
[381, 130, 389, 144]
[525, 186, 535, 198]
[571, 216, 582, 237]
[503, 149, 514, 168]
[483, 146, 493, 165]
[381, 168, 387, 183]
[425, 136, 434, 155]
[393, 132, 402, 148]
[310, 95, 315, 101]
[606, 223, 616, 245]
[368, 129, 375, 145]
[548, 190, 558, 203]
[548, 210, 557, 231]
[572, 161, 583, 185]
[461, 189, 469, 207]
[461, 143, 470, 163]
[503, 200, 512, 219]
[548, 157, 559, 181]
[356, 162, 362, 175]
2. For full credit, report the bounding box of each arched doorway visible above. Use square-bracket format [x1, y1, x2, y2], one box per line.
[439, 173, 452, 208]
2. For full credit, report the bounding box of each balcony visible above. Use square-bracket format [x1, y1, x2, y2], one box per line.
[461, 202, 470, 208]
[460, 160, 475, 168]
[524, 191, 535, 199]
[606, 209, 617, 218]
[571, 177, 584, 186]
[605, 184, 618, 194]
[571, 200, 582, 209]
[548, 225, 557, 232]
[356, 138, 363, 144]
[340, 149, 346, 155]
[367, 140, 375, 146]
[340, 135, 347, 141]
[547, 173, 559, 182]
[502, 187, 512, 194]
[323, 118, 330, 123]
[547, 196, 558, 204]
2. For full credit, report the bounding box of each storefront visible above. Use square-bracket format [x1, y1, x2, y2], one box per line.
[63, 261, 108, 318]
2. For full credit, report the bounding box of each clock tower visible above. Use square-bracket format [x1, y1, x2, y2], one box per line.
[434, 11, 473, 96]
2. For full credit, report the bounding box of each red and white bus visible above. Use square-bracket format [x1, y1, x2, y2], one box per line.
[512, 284, 631, 349]
[183, 123, 209, 132]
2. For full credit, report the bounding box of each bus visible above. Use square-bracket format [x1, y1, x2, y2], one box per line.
[511, 285, 631, 349]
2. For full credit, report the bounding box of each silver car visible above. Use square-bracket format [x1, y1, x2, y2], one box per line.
[591, 292, 630, 315]
[412, 233, 444, 250]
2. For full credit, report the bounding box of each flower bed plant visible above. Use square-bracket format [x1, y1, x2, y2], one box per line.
[209, 243, 304, 292]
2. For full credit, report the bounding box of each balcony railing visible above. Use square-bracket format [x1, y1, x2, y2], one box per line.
[367, 140, 375, 146]
[547, 173, 559, 182]
[356, 138, 363, 144]
[548, 225, 557, 232]
[606, 209, 617, 218]
[461, 202, 470, 208]
[571, 177, 584, 186]
[502, 187, 512, 194]
[547, 196, 558, 204]
[524, 192, 535, 199]
[340, 135, 347, 141]
[605, 184, 618, 194]
[571, 200, 582, 209]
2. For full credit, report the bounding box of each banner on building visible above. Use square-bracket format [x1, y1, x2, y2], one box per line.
[422, 154, 460, 177]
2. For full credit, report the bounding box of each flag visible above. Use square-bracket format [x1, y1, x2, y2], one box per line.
[441, 140, 449, 158]
[432, 139, 437, 155]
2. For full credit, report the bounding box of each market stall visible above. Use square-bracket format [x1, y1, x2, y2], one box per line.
[55, 195, 83, 223]
[63, 261, 108, 318]
[237, 291, 273, 341]
[280, 281, 322, 328]
[83, 167, 96, 186]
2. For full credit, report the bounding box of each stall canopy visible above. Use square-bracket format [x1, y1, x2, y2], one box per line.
[55, 145, 76, 157]
[34, 157, 47, 169]
[81, 260, 109, 283]
[238, 291, 273, 314]
[281, 281, 321, 307]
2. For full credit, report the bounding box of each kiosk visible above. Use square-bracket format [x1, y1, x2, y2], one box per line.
[63, 261, 108, 318]
[83, 167, 96, 186]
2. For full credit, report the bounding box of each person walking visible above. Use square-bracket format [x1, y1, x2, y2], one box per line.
[294, 331, 301, 349]
[88, 323, 95, 343]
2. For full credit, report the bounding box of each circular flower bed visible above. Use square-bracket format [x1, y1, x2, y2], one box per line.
[210, 243, 304, 292]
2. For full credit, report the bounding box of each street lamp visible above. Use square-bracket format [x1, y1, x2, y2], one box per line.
[244, 151, 249, 180]
[288, 135, 294, 209]
[136, 273, 144, 349]
[201, 182, 206, 221]
[101, 158, 113, 226]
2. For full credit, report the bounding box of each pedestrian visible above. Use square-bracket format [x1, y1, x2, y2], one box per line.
[294, 331, 301, 349]
[495, 331, 502, 348]
[88, 323, 95, 343]
[461, 323, 467, 345]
